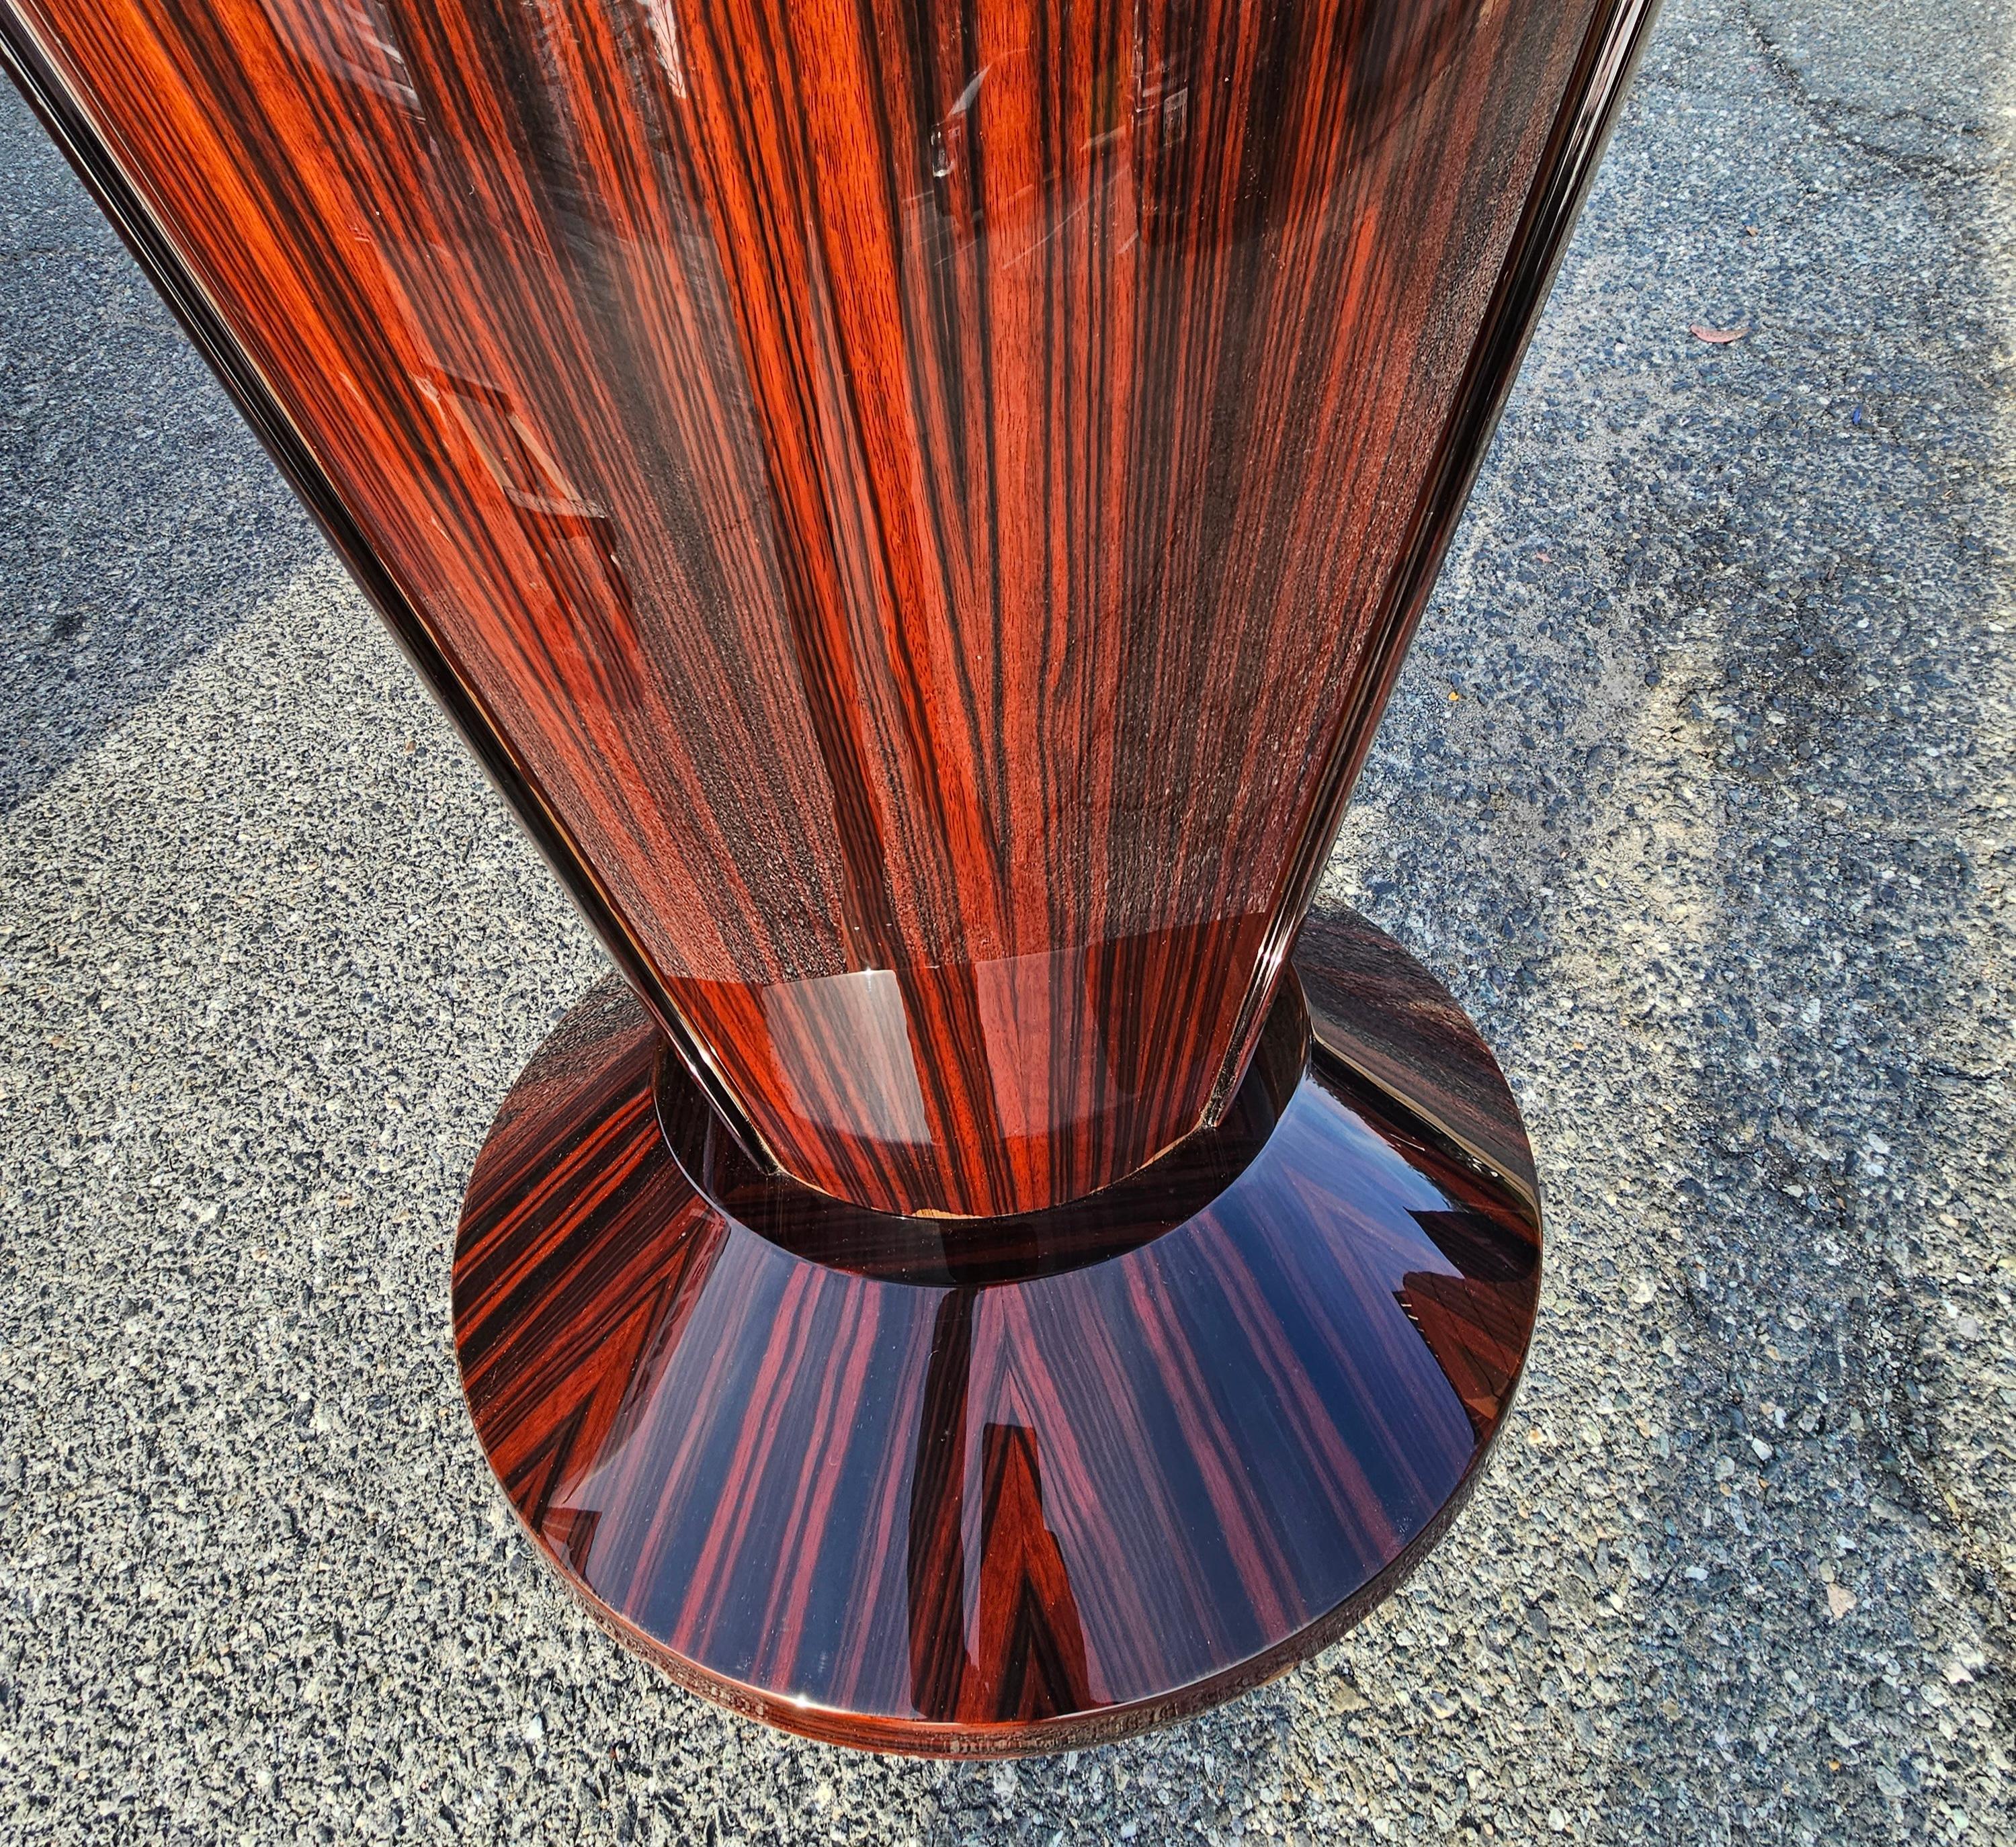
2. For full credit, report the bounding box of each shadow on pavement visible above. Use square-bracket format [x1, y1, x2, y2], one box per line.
[0, 83, 325, 814]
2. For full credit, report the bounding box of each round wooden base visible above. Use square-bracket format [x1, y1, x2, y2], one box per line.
[453, 910, 1542, 1756]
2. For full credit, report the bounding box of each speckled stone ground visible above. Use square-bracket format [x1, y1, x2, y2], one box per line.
[1, 0, 2011, 1840]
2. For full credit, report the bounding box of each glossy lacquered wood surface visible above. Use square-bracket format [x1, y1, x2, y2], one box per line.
[453, 909, 1542, 1754]
[3, 0, 1654, 1217]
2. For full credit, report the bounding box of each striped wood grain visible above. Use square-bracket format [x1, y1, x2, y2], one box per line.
[2, 0, 1656, 1215]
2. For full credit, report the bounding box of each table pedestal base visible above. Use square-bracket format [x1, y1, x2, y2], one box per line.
[452, 909, 1542, 1756]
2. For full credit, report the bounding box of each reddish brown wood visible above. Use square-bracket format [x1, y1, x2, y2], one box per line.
[452, 908, 1542, 1755]
[2, 0, 1656, 1218]
[1, 0, 1663, 1757]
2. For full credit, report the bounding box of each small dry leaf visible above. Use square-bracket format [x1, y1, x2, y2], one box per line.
[1826, 1583, 1856, 1620]
[1691, 323, 1751, 344]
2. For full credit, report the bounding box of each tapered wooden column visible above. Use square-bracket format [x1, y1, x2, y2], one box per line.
[4, 0, 1660, 1753]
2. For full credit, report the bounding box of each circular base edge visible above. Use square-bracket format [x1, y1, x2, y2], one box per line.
[453, 908, 1542, 1756]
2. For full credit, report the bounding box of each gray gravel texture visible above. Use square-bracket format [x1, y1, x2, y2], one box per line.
[1, 0, 2012, 1840]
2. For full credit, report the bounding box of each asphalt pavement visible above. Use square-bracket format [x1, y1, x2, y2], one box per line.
[0, 0, 2011, 1840]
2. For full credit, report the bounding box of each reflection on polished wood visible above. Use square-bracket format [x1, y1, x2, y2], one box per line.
[4, 0, 1653, 1217]
[453, 910, 1542, 1756]
[3, 0, 1659, 1755]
